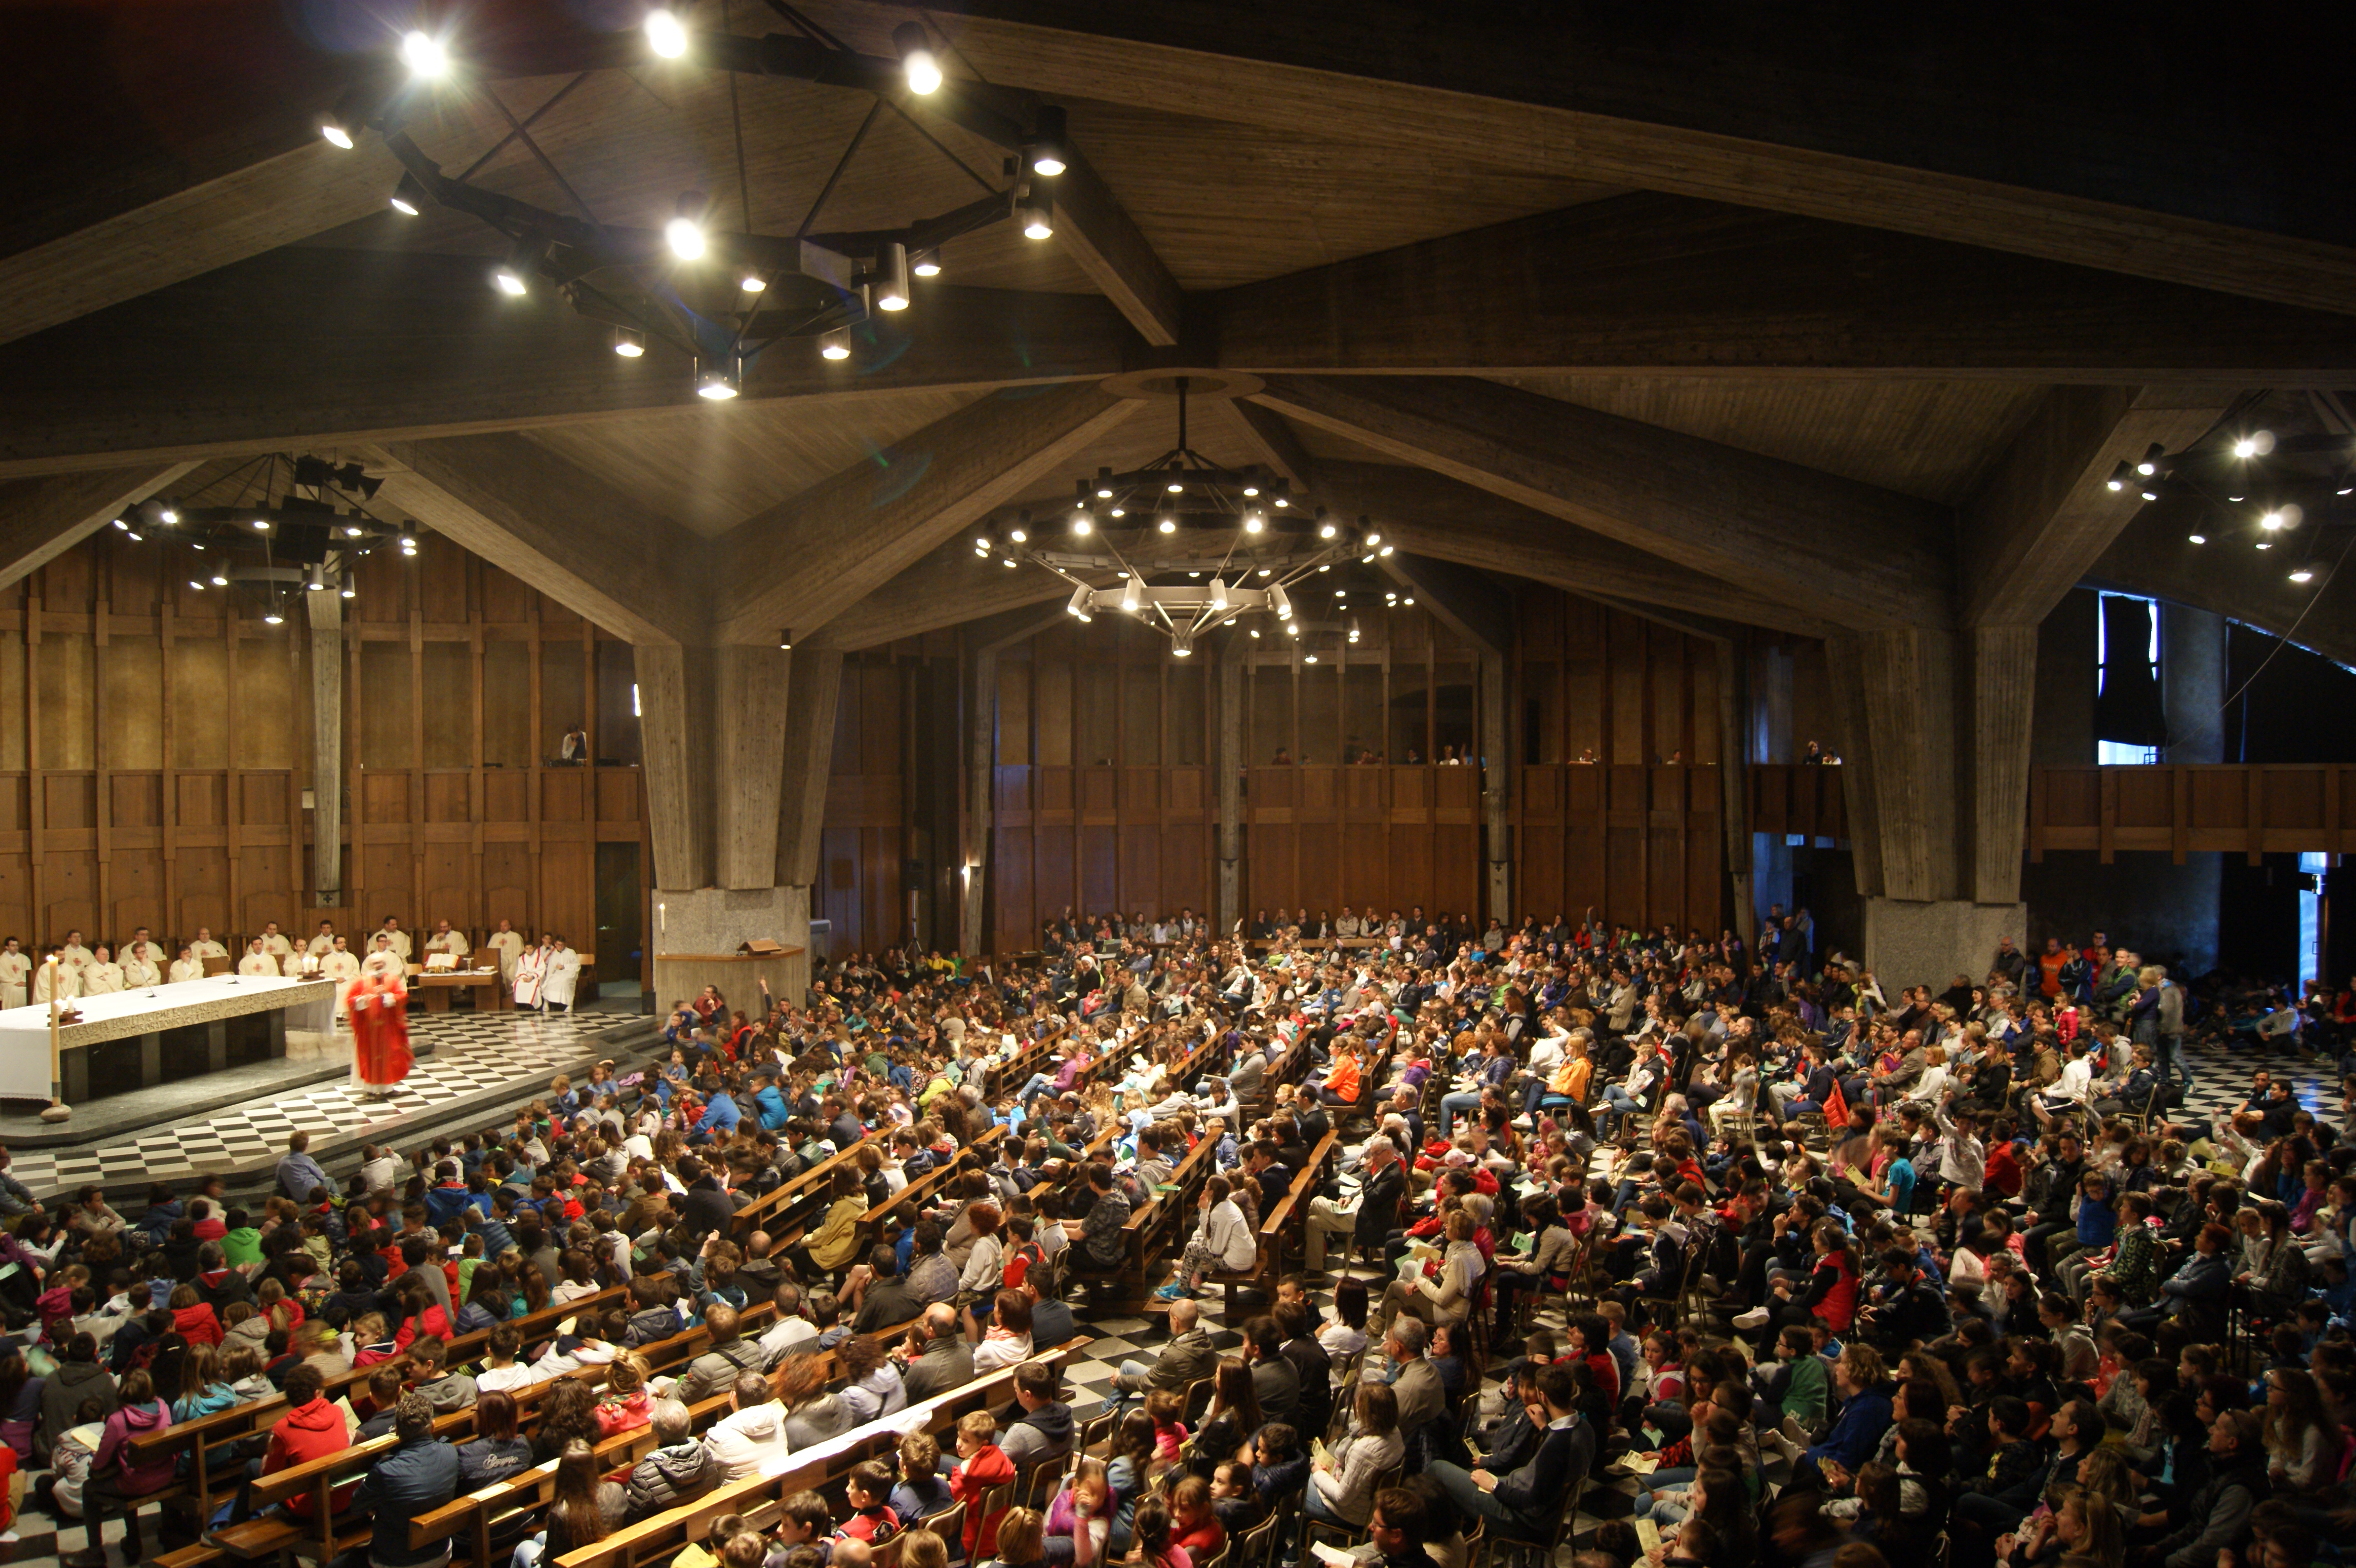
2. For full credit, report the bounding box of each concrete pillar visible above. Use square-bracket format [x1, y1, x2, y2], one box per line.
[1830, 626, 2032, 983]
[305, 583, 343, 904]
[1216, 643, 1243, 933]
[1717, 637, 1757, 949]
[1480, 649, 1510, 924]
[2162, 603, 2226, 762]
[960, 643, 997, 958]
[638, 641, 835, 1006]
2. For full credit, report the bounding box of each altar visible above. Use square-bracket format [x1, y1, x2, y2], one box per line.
[0, 975, 339, 1104]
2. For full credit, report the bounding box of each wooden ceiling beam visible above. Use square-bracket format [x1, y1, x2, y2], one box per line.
[815, 539, 1083, 649]
[1052, 149, 1185, 346]
[1206, 195, 2356, 384]
[372, 434, 709, 646]
[0, 464, 203, 592]
[712, 384, 1140, 644]
[1309, 461, 1836, 639]
[0, 249, 1134, 479]
[876, 2, 2356, 315]
[1959, 386, 2232, 630]
[1255, 376, 1952, 632]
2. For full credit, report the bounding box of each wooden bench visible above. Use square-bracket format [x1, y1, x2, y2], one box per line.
[847, 1123, 1010, 1256]
[1208, 1130, 1340, 1308]
[554, 1340, 1090, 1568]
[1067, 1102, 1230, 1308]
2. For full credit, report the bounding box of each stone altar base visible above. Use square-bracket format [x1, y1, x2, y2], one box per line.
[652, 886, 811, 1010]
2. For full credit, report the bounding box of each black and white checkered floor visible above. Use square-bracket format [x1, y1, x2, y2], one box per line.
[0, 1029, 2337, 1565]
[3, 1010, 631, 1198]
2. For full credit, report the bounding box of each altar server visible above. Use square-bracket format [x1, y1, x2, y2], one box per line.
[485, 919, 523, 983]
[259, 922, 297, 965]
[424, 920, 471, 965]
[81, 945, 124, 995]
[238, 938, 280, 977]
[513, 938, 550, 1009]
[542, 937, 581, 1013]
[167, 946, 205, 984]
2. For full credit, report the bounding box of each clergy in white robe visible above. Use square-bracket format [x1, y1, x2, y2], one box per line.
[424, 922, 471, 965]
[486, 920, 524, 983]
[259, 923, 297, 964]
[0, 939, 28, 1008]
[307, 921, 338, 957]
[513, 941, 551, 1008]
[375, 920, 413, 963]
[542, 939, 581, 1012]
[190, 928, 230, 968]
[321, 937, 362, 1017]
[81, 947, 124, 995]
[123, 928, 166, 972]
[360, 934, 406, 983]
[121, 949, 162, 989]
[237, 939, 280, 977]
[58, 932, 93, 973]
[167, 947, 206, 984]
[33, 953, 80, 1004]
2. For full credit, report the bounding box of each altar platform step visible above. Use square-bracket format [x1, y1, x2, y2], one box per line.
[1, 1009, 655, 1200]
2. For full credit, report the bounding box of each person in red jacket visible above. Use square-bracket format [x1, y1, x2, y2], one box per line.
[254, 1364, 356, 1519]
[949, 1408, 1016, 1560]
[71, 1368, 175, 1567]
[167, 1284, 222, 1347]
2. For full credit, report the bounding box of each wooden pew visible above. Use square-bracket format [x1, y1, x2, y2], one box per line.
[554, 1342, 1090, 1568]
[847, 1124, 1008, 1253]
[1209, 1130, 1340, 1309]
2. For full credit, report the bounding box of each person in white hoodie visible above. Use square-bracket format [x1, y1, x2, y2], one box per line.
[701, 1370, 794, 1482]
[1153, 1174, 1258, 1302]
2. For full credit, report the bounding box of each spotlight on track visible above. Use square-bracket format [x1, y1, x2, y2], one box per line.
[894, 23, 941, 94]
[389, 173, 426, 215]
[645, 7, 688, 58]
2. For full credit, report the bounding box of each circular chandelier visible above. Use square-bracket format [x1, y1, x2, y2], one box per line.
[2112, 414, 2356, 584]
[113, 455, 414, 622]
[975, 379, 1393, 657]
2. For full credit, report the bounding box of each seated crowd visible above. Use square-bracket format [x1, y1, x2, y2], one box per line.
[0, 911, 2340, 1568]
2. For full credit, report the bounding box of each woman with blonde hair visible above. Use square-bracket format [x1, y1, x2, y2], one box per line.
[2263, 1365, 2342, 1492]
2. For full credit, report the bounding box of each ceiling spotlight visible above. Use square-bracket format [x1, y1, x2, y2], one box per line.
[873, 243, 911, 311]
[111, 518, 127, 531]
[1167, 481, 1185, 494]
[819, 329, 851, 361]
[2290, 566, 2316, 583]
[1019, 188, 1054, 241]
[344, 524, 364, 538]
[1334, 589, 1347, 599]
[1273, 497, 1288, 507]
[2256, 540, 2273, 551]
[2235, 429, 2276, 457]
[1066, 584, 1093, 622]
[1244, 512, 1264, 534]
[645, 6, 688, 58]
[398, 534, 417, 551]
[2262, 509, 2287, 530]
[977, 536, 992, 552]
[264, 610, 285, 626]
[740, 271, 765, 292]
[1319, 520, 1338, 540]
[2105, 461, 2131, 492]
[696, 357, 740, 400]
[1095, 472, 1114, 499]
[613, 326, 645, 358]
[251, 517, 270, 531]
[1157, 516, 1176, 534]
[319, 103, 357, 150]
[1108, 506, 1125, 519]
[2233, 436, 2257, 459]
[2135, 442, 2167, 477]
[1270, 585, 1293, 620]
[1171, 640, 1193, 658]
[894, 22, 942, 94]
[1379, 544, 1393, 556]
[2188, 534, 2206, 544]
[666, 192, 708, 260]
[1305, 654, 1318, 663]
[305, 565, 326, 593]
[2138, 485, 2159, 502]
[778, 629, 795, 650]
[492, 237, 539, 296]
[1001, 556, 1017, 569]
[1008, 527, 1027, 543]
[1070, 513, 1092, 536]
[389, 172, 426, 216]
[400, 30, 449, 78]
[1121, 585, 1139, 613]
[1364, 530, 1381, 547]
[188, 580, 204, 592]
[1258, 567, 1271, 578]
[210, 572, 228, 586]
[340, 572, 356, 599]
[1242, 484, 1259, 498]
[1028, 106, 1068, 177]
[1249, 629, 1260, 639]
[1286, 621, 1300, 636]
[124, 530, 141, 541]
[1403, 596, 1415, 605]
[157, 505, 178, 524]
[911, 249, 941, 278]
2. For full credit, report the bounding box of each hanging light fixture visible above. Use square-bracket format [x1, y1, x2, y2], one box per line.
[894, 22, 942, 93]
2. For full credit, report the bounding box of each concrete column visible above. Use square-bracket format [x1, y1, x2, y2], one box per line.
[2162, 603, 2226, 762]
[1480, 649, 1511, 924]
[636, 643, 713, 893]
[306, 583, 343, 903]
[1216, 643, 1243, 933]
[712, 645, 795, 889]
[960, 643, 997, 958]
[1716, 637, 1757, 949]
[1968, 624, 2039, 906]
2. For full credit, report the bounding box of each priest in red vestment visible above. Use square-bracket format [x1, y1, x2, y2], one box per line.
[349, 971, 413, 1099]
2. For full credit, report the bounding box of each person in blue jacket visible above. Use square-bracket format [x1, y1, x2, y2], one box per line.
[1794, 1344, 1893, 1490]
[754, 1076, 793, 1131]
